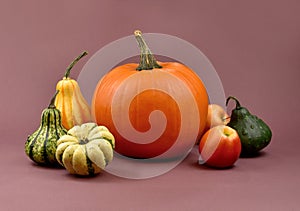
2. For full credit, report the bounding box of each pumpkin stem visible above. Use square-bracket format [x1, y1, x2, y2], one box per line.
[64, 51, 88, 78]
[134, 30, 162, 71]
[48, 90, 59, 109]
[226, 96, 241, 109]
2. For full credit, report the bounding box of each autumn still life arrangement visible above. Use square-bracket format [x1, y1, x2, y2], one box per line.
[25, 30, 272, 177]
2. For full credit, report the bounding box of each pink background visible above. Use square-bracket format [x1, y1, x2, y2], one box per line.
[1, 0, 299, 210]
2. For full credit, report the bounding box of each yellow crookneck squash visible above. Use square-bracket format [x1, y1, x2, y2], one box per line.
[55, 51, 91, 130]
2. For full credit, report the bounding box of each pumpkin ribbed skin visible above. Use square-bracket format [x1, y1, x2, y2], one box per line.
[25, 92, 67, 166]
[92, 62, 208, 159]
[55, 122, 115, 176]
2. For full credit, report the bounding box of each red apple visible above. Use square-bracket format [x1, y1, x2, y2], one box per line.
[199, 125, 241, 168]
[206, 104, 230, 130]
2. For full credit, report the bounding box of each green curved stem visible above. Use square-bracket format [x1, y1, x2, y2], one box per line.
[48, 90, 59, 109]
[134, 30, 162, 71]
[226, 96, 241, 109]
[64, 51, 88, 78]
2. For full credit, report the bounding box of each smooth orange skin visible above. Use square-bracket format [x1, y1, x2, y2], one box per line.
[92, 62, 208, 158]
[199, 126, 241, 168]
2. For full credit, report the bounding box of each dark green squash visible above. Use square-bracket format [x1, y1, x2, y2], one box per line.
[25, 91, 67, 166]
[226, 96, 272, 157]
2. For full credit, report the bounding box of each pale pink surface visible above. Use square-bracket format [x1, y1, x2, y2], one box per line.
[0, 0, 299, 210]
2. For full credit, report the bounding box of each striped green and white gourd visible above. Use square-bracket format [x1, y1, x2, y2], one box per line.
[55, 122, 115, 176]
[25, 91, 67, 166]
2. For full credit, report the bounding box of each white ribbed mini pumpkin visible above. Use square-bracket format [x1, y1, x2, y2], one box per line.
[56, 122, 115, 176]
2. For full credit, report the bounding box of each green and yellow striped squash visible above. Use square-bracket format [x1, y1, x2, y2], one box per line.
[56, 122, 115, 176]
[25, 91, 67, 166]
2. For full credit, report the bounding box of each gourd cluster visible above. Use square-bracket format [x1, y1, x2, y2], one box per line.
[25, 52, 115, 176]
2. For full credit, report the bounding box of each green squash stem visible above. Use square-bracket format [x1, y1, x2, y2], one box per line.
[226, 96, 242, 109]
[64, 51, 88, 78]
[134, 30, 162, 71]
[48, 90, 59, 109]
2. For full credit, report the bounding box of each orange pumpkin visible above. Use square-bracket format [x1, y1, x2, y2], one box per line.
[92, 30, 208, 159]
